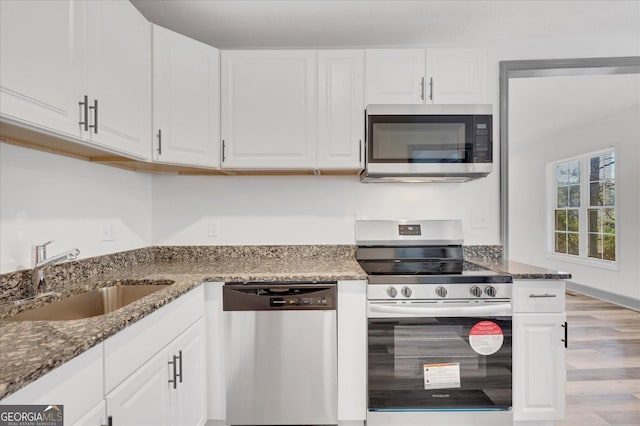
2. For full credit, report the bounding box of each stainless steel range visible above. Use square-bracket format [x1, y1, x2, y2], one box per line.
[356, 220, 513, 426]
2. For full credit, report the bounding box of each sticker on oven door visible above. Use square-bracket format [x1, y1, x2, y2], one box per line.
[423, 363, 461, 390]
[469, 321, 504, 355]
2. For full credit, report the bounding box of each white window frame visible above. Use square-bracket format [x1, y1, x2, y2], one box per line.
[546, 148, 618, 270]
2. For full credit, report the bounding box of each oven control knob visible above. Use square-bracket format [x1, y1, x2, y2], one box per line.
[435, 286, 447, 298]
[401, 286, 412, 298]
[387, 287, 398, 298]
[485, 285, 497, 297]
[470, 285, 483, 297]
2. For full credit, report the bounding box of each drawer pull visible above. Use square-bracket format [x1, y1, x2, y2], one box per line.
[561, 321, 568, 348]
[529, 293, 557, 298]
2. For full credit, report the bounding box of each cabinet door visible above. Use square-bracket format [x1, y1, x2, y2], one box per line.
[365, 49, 425, 105]
[172, 319, 207, 426]
[337, 280, 367, 422]
[0, 0, 83, 137]
[106, 348, 172, 426]
[221, 50, 317, 169]
[425, 48, 486, 104]
[513, 313, 566, 421]
[73, 400, 106, 426]
[84, 0, 151, 160]
[152, 25, 220, 168]
[317, 50, 365, 170]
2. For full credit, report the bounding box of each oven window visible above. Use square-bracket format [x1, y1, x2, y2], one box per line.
[368, 317, 512, 410]
[368, 115, 474, 163]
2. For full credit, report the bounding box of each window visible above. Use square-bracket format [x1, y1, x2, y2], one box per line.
[549, 150, 616, 263]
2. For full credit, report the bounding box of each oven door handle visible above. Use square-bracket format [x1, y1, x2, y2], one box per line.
[368, 303, 512, 317]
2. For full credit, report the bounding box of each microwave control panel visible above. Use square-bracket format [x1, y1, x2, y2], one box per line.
[473, 115, 492, 162]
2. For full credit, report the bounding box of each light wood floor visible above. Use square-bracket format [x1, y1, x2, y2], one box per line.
[555, 291, 640, 426]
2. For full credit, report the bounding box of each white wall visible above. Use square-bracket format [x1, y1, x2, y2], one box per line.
[0, 144, 152, 272]
[152, 174, 498, 245]
[509, 75, 640, 302]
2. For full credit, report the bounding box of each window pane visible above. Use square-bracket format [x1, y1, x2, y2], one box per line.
[603, 208, 615, 234]
[590, 182, 603, 206]
[604, 181, 615, 206]
[557, 187, 569, 208]
[568, 233, 579, 255]
[569, 184, 580, 207]
[567, 210, 579, 232]
[568, 161, 580, 184]
[588, 209, 601, 232]
[590, 156, 601, 181]
[602, 153, 615, 181]
[588, 233, 603, 259]
[557, 163, 569, 186]
[603, 235, 616, 261]
[555, 232, 567, 254]
[555, 210, 567, 231]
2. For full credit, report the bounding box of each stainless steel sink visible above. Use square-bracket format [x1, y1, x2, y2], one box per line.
[7, 285, 170, 321]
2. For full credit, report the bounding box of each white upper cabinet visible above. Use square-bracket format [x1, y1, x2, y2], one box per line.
[365, 49, 426, 105]
[0, 0, 152, 161]
[221, 50, 317, 169]
[152, 25, 220, 168]
[425, 48, 486, 104]
[0, 0, 83, 137]
[365, 48, 486, 105]
[84, 0, 152, 160]
[317, 50, 365, 169]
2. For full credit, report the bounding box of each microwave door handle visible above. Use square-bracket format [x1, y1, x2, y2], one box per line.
[368, 303, 512, 317]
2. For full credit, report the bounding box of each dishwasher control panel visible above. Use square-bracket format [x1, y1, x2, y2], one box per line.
[223, 282, 337, 311]
[269, 295, 330, 308]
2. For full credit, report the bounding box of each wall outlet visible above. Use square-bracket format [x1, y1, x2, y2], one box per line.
[208, 219, 220, 237]
[102, 223, 115, 241]
[471, 210, 489, 229]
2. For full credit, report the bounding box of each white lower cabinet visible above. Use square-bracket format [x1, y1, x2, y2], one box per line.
[106, 352, 171, 426]
[337, 280, 367, 424]
[106, 319, 206, 426]
[513, 280, 566, 424]
[171, 320, 207, 426]
[74, 400, 107, 426]
[104, 286, 206, 426]
[0, 344, 104, 426]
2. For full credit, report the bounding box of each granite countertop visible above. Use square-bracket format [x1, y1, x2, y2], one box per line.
[466, 258, 572, 280]
[0, 257, 366, 400]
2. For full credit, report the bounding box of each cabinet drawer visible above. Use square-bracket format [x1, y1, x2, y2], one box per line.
[104, 285, 204, 393]
[513, 280, 565, 313]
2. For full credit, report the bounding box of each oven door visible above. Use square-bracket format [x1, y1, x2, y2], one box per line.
[367, 301, 512, 412]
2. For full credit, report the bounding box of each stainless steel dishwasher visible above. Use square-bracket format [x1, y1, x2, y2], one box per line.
[223, 281, 338, 425]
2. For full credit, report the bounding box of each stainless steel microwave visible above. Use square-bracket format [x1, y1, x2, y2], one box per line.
[362, 104, 493, 183]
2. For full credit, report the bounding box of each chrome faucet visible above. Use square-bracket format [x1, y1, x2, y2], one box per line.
[32, 241, 80, 296]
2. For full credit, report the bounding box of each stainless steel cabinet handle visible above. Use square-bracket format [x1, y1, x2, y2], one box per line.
[177, 350, 183, 383]
[157, 129, 162, 155]
[89, 99, 98, 134]
[429, 77, 433, 101]
[79, 95, 89, 131]
[529, 293, 557, 298]
[561, 321, 568, 348]
[168, 355, 178, 389]
[222, 140, 226, 162]
[420, 77, 425, 101]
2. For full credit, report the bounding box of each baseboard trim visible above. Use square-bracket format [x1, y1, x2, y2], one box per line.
[566, 281, 639, 311]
